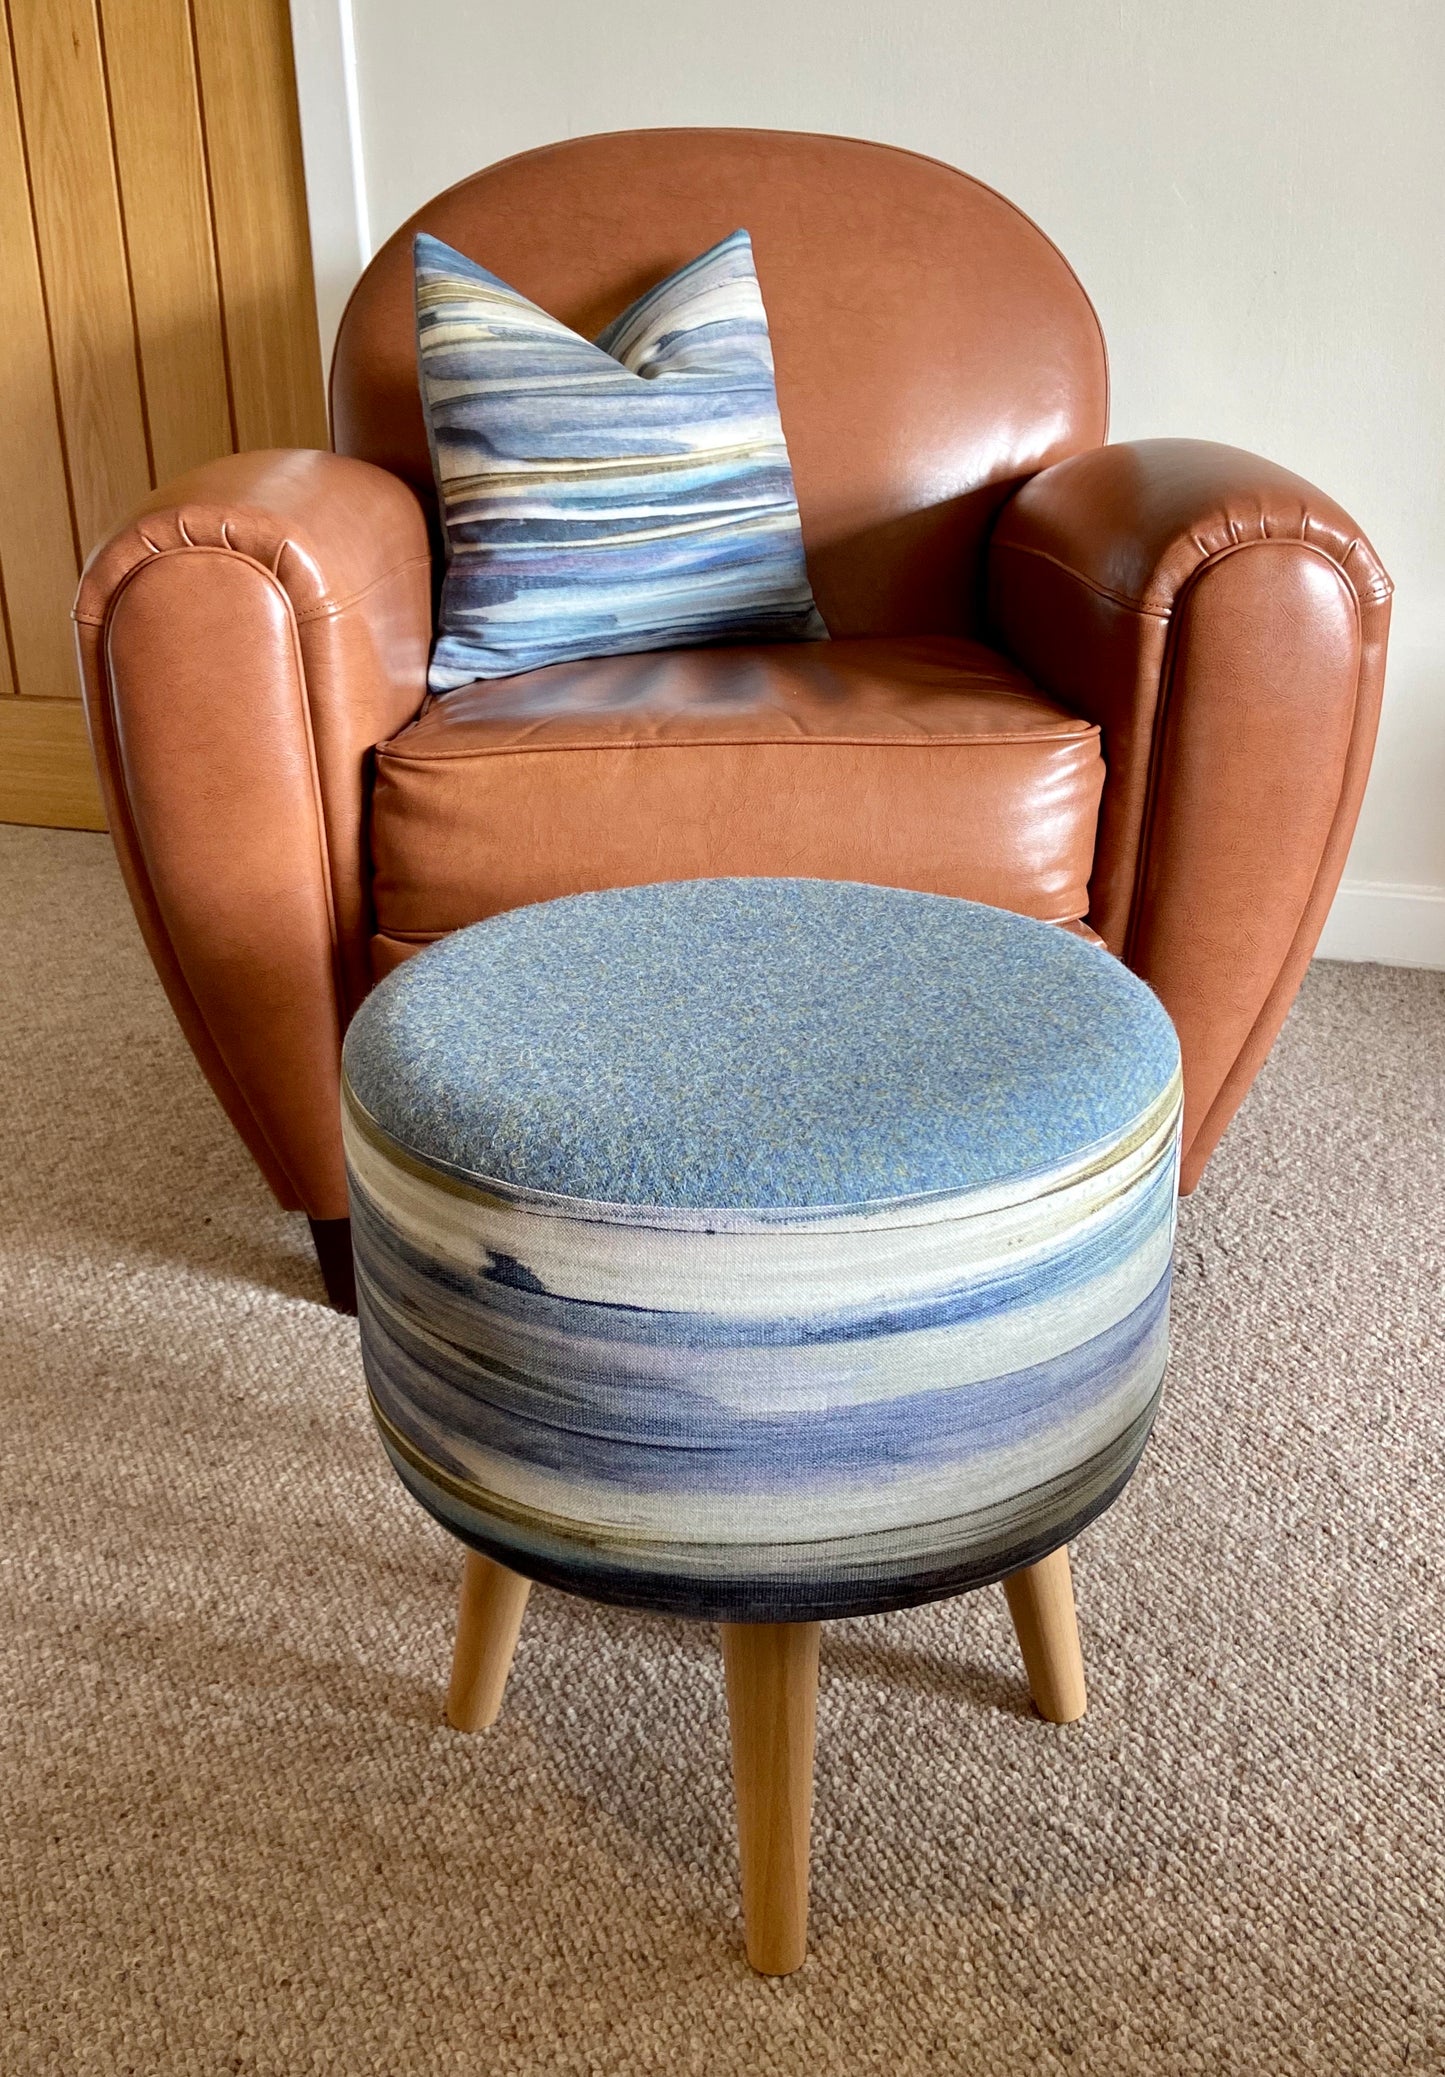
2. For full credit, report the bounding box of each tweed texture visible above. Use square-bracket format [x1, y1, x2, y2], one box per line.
[416, 229, 826, 688]
[342, 881, 1182, 1621]
[341, 879, 1180, 1207]
[3, 827, 1442, 2075]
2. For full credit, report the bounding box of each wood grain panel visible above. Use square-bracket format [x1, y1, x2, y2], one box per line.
[102, 0, 233, 480]
[9, 0, 153, 554]
[0, 579, 16, 698]
[0, 697, 106, 829]
[0, 6, 83, 701]
[192, 0, 325, 451]
[0, 0, 326, 825]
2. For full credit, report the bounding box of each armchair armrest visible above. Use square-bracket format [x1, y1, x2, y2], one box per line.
[75, 449, 432, 1218]
[988, 438, 1391, 1189]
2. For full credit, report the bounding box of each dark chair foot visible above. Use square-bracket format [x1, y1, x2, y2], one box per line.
[308, 1216, 357, 1315]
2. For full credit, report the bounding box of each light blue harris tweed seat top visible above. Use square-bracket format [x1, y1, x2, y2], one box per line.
[342, 879, 1183, 1624]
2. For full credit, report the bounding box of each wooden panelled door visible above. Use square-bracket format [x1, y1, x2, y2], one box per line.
[0, 0, 326, 830]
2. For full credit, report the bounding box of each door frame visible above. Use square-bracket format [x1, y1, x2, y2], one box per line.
[287, 0, 372, 370]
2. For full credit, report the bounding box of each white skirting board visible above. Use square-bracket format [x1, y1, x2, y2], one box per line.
[1314, 883, 1445, 970]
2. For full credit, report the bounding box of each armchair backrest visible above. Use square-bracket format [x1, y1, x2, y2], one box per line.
[331, 128, 1107, 638]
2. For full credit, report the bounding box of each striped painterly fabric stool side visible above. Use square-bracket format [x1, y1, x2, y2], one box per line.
[341, 877, 1182, 1972]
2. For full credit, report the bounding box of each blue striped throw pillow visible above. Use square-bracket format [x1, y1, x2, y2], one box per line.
[415, 229, 828, 689]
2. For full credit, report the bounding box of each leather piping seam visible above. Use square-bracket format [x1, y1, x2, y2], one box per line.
[375, 728, 1103, 763]
[289, 552, 434, 623]
[73, 548, 433, 628]
[992, 538, 1171, 616]
[100, 547, 348, 1199]
[992, 532, 1391, 618]
[1121, 539, 1364, 1056]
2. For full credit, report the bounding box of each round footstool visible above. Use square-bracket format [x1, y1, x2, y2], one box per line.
[342, 878, 1182, 1973]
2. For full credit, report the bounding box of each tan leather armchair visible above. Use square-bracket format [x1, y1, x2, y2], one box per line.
[74, 130, 1392, 1311]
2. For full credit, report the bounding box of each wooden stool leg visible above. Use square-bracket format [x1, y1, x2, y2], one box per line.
[446, 1551, 532, 1731]
[721, 1621, 821, 1976]
[1002, 1544, 1087, 1723]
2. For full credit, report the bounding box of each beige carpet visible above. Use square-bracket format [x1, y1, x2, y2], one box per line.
[1, 824, 1441, 2076]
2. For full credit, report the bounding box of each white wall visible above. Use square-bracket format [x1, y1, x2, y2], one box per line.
[294, 0, 1445, 964]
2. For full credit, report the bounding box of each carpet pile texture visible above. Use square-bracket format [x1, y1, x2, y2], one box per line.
[1, 826, 1440, 2074]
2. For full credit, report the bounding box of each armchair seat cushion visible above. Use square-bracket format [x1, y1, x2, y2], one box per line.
[368, 636, 1104, 966]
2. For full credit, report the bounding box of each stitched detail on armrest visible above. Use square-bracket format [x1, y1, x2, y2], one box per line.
[994, 532, 1387, 620]
[290, 553, 434, 623]
[74, 546, 435, 627]
[991, 538, 1171, 618]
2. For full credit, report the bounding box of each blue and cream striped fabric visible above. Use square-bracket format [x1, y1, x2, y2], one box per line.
[415, 229, 827, 690]
[343, 880, 1183, 1623]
